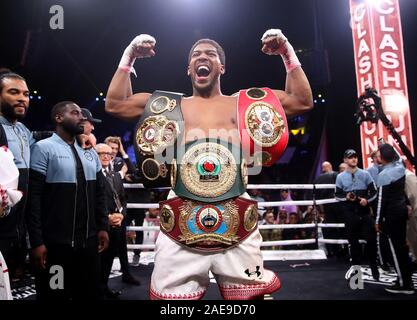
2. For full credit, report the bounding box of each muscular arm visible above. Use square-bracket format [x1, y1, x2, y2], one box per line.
[273, 67, 313, 117]
[105, 34, 156, 121]
[105, 69, 150, 120]
[261, 29, 313, 117]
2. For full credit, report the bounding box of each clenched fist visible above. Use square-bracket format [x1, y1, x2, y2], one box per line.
[261, 29, 288, 56]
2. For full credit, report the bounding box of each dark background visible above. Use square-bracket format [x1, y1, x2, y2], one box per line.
[1, 0, 416, 184]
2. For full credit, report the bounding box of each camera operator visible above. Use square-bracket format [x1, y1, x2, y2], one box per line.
[335, 149, 379, 281]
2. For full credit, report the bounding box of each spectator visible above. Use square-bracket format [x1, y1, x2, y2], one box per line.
[0, 71, 35, 281]
[26, 101, 109, 300]
[79, 108, 101, 148]
[367, 151, 392, 271]
[282, 212, 301, 250]
[279, 189, 297, 214]
[259, 211, 281, 250]
[335, 149, 379, 281]
[338, 163, 348, 173]
[104, 136, 136, 179]
[375, 144, 414, 294]
[249, 189, 266, 219]
[277, 208, 289, 224]
[314, 161, 340, 257]
[301, 206, 314, 220]
[366, 150, 380, 183]
[97, 143, 141, 299]
[142, 207, 160, 248]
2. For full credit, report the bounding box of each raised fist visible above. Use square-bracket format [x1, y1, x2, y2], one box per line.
[119, 34, 157, 72]
[127, 34, 156, 59]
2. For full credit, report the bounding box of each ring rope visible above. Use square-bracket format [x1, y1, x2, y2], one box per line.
[126, 198, 343, 210]
[124, 183, 356, 253]
[123, 183, 336, 190]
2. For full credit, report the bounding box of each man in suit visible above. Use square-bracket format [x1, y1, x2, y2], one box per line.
[96, 143, 140, 299]
[104, 136, 135, 178]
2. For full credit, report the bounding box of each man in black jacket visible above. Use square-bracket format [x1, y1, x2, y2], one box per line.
[0, 71, 33, 281]
[26, 101, 109, 300]
[375, 144, 414, 294]
[96, 143, 140, 299]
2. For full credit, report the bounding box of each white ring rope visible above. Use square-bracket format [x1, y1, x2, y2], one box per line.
[124, 183, 359, 251]
[127, 223, 347, 232]
[261, 239, 317, 247]
[127, 239, 366, 250]
[127, 198, 343, 209]
[123, 183, 336, 190]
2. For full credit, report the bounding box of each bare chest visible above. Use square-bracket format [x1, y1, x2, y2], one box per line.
[181, 97, 239, 142]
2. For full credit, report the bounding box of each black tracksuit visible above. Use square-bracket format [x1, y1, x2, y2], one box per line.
[376, 161, 413, 288]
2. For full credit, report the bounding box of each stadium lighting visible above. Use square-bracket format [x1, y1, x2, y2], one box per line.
[384, 93, 409, 115]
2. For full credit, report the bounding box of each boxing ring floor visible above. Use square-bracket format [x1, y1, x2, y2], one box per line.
[13, 254, 416, 300]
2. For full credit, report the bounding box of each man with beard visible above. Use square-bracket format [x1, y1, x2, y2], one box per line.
[26, 101, 109, 300]
[0, 71, 34, 281]
[105, 29, 312, 299]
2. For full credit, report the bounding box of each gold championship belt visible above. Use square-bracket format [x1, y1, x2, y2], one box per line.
[159, 196, 258, 252]
[238, 87, 289, 166]
[173, 139, 246, 203]
[134, 91, 184, 187]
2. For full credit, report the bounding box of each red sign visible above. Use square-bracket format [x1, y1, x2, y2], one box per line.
[350, 0, 414, 170]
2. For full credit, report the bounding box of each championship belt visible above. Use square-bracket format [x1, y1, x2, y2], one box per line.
[159, 196, 258, 252]
[238, 87, 288, 167]
[134, 90, 184, 188]
[172, 139, 248, 203]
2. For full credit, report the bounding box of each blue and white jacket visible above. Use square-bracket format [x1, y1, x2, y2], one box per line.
[26, 133, 108, 248]
[335, 168, 377, 214]
[0, 116, 34, 239]
[375, 160, 408, 224]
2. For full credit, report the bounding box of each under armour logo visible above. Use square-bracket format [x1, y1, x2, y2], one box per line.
[245, 266, 261, 278]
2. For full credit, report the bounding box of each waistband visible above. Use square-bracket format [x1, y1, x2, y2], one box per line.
[159, 196, 258, 252]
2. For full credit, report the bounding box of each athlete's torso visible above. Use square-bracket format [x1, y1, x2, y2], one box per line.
[181, 95, 240, 143]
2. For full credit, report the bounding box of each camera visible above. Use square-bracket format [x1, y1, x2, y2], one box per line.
[347, 191, 357, 201]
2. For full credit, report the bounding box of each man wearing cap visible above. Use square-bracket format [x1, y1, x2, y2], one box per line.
[80, 108, 102, 148]
[335, 149, 379, 281]
[375, 144, 414, 294]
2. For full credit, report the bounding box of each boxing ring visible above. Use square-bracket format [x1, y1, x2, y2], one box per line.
[5, 182, 416, 300]
[124, 183, 348, 261]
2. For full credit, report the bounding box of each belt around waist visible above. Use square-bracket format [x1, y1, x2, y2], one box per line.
[172, 139, 247, 203]
[159, 196, 258, 252]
